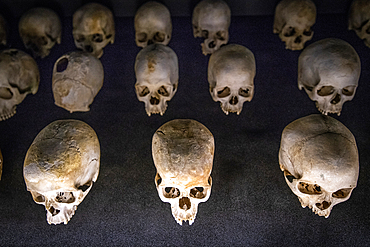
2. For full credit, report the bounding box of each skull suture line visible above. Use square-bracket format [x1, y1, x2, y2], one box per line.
[208, 44, 256, 115]
[23, 119, 100, 225]
[135, 44, 178, 116]
[152, 119, 214, 225]
[298, 38, 361, 116]
[19, 7, 61, 58]
[349, 0, 370, 48]
[192, 0, 231, 55]
[279, 114, 359, 218]
[273, 0, 316, 50]
[134, 1, 172, 48]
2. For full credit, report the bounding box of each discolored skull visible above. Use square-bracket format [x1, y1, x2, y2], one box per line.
[192, 0, 231, 55]
[208, 44, 255, 115]
[0, 49, 39, 121]
[0, 14, 7, 46]
[19, 7, 61, 58]
[135, 44, 178, 116]
[23, 119, 100, 225]
[73, 3, 115, 58]
[349, 0, 370, 48]
[273, 0, 316, 50]
[152, 119, 214, 225]
[52, 51, 104, 113]
[279, 114, 359, 218]
[134, 1, 172, 48]
[298, 38, 361, 116]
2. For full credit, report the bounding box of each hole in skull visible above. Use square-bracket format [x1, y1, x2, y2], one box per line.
[150, 96, 160, 105]
[39, 36, 48, 46]
[303, 29, 312, 36]
[202, 30, 209, 39]
[294, 35, 302, 44]
[298, 182, 322, 195]
[84, 45, 93, 53]
[304, 85, 313, 92]
[229, 96, 238, 105]
[92, 33, 103, 43]
[283, 26, 295, 37]
[317, 86, 334, 96]
[315, 201, 331, 210]
[216, 31, 226, 41]
[284, 170, 296, 183]
[155, 173, 162, 186]
[31, 191, 45, 203]
[330, 93, 341, 105]
[239, 87, 250, 97]
[56, 192, 75, 203]
[106, 34, 112, 39]
[77, 182, 92, 192]
[49, 206, 60, 216]
[332, 188, 352, 198]
[158, 86, 170, 96]
[56, 58, 69, 72]
[137, 33, 147, 43]
[163, 187, 180, 198]
[0, 87, 13, 99]
[342, 86, 355, 96]
[179, 197, 191, 211]
[153, 32, 165, 42]
[217, 87, 230, 98]
[190, 187, 207, 199]
[208, 41, 216, 48]
[26, 41, 40, 53]
[138, 86, 149, 97]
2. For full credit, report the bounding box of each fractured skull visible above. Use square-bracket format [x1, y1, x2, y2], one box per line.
[349, 0, 370, 48]
[152, 119, 214, 225]
[23, 119, 100, 225]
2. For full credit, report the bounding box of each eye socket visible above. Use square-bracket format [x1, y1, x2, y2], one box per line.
[75, 34, 85, 42]
[332, 188, 352, 198]
[202, 30, 209, 39]
[304, 85, 313, 92]
[137, 86, 150, 97]
[56, 57, 69, 72]
[216, 31, 226, 41]
[56, 192, 75, 203]
[157, 86, 170, 96]
[31, 191, 45, 203]
[342, 86, 355, 96]
[238, 87, 250, 97]
[190, 187, 207, 199]
[283, 170, 296, 183]
[153, 32, 165, 42]
[77, 182, 92, 192]
[163, 187, 180, 198]
[0, 87, 13, 99]
[217, 87, 231, 98]
[303, 29, 313, 36]
[137, 32, 147, 43]
[39, 36, 48, 45]
[298, 182, 322, 195]
[283, 26, 296, 37]
[317, 86, 334, 96]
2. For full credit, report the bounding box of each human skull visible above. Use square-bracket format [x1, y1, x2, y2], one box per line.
[0, 49, 39, 121]
[279, 114, 359, 218]
[73, 3, 115, 58]
[273, 0, 316, 50]
[349, 0, 370, 48]
[23, 119, 100, 225]
[208, 44, 256, 115]
[52, 51, 104, 113]
[135, 44, 178, 116]
[0, 14, 7, 46]
[152, 119, 214, 225]
[134, 1, 172, 48]
[19, 7, 61, 58]
[192, 0, 231, 55]
[298, 38, 361, 116]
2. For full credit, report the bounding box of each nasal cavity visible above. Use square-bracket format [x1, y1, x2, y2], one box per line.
[85, 45, 93, 53]
[150, 96, 159, 105]
[179, 197, 191, 211]
[330, 93, 341, 105]
[208, 41, 216, 48]
[49, 206, 60, 216]
[294, 35, 302, 44]
[316, 201, 331, 210]
[229, 96, 238, 105]
[147, 39, 154, 45]
[56, 58, 68, 72]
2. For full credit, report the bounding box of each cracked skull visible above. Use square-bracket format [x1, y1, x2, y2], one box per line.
[273, 0, 316, 50]
[298, 38, 361, 116]
[19, 7, 61, 58]
[279, 114, 359, 218]
[23, 119, 100, 225]
[152, 119, 214, 225]
[349, 0, 370, 48]
[192, 0, 231, 55]
[208, 44, 255, 115]
[135, 44, 178, 116]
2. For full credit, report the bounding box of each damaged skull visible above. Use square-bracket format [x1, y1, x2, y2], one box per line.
[348, 0, 370, 48]
[0, 14, 7, 46]
[152, 119, 214, 225]
[52, 51, 104, 113]
[298, 38, 361, 115]
[279, 114, 359, 218]
[208, 44, 256, 115]
[273, 0, 316, 50]
[135, 44, 178, 116]
[19, 7, 61, 58]
[73, 3, 115, 58]
[0, 49, 39, 121]
[192, 0, 231, 55]
[23, 119, 100, 225]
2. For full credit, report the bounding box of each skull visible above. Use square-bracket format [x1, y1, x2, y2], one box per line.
[134, 1, 172, 48]
[52, 51, 104, 113]
[0, 49, 39, 121]
[73, 3, 115, 58]
[279, 114, 359, 218]
[273, 0, 316, 50]
[208, 44, 256, 115]
[349, 0, 370, 48]
[192, 0, 231, 55]
[135, 44, 178, 116]
[298, 38, 361, 116]
[18, 7, 61, 58]
[152, 119, 214, 225]
[0, 14, 7, 46]
[23, 119, 100, 225]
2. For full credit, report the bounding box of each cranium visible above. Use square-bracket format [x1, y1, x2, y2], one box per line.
[18, 7, 61, 58]
[273, 0, 316, 50]
[192, 0, 231, 55]
[73, 3, 115, 58]
[23, 119, 100, 225]
[208, 44, 256, 115]
[348, 0, 370, 48]
[0, 14, 7, 46]
[0, 49, 39, 121]
[52, 51, 104, 113]
[152, 119, 214, 225]
[134, 1, 172, 48]
[298, 38, 361, 116]
[135, 44, 178, 116]
[279, 114, 359, 218]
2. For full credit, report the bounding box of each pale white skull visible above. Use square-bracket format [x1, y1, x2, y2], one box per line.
[298, 38, 361, 116]
[23, 119, 100, 225]
[152, 119, 214, 225]
[73, 3, 115, 58]
[0, 14, 7, 46]
[273, 0, 316, 50]
[192, 0, 231, 55]
[135, 44, 178, 116]
[349, 0, 370, 48]
[279, 114, 359, 218]
[52, 51, 104, 113]
[0, 49, 39, 121]
[134, 1, 172, 48]
[19, 7, 61, 58]
[208, 44, 255, 115]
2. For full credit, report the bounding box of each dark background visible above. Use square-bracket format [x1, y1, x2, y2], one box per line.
[0, 1, 369, 246]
